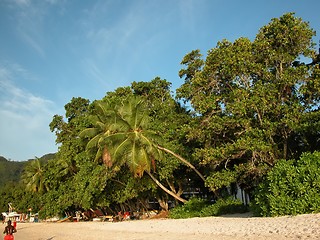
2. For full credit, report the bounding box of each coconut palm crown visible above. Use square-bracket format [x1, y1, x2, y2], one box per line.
[81, 96, 163, 177]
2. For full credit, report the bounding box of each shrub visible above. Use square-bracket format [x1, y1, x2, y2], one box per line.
[200, 198, 248, 217]
[169, 198, 208, 219]
[169, 197, 248, 219]
[251, 151, 320, 216]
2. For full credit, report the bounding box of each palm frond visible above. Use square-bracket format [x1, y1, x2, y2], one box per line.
[79, 128, 99, 138]
[94, 148, 103, 163]
[131, 148, 151, 178]
[86, 134, 102, 150]
[112, 137, 131, 164]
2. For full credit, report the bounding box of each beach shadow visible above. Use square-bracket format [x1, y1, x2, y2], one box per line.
[46, 237, 55, 240]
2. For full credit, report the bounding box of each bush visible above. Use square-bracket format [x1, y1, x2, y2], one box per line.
[169, 197, 248, 219]
[251, 151, 320, 216]
[169, 198, 208, 219]
[200, 198, 248, 217]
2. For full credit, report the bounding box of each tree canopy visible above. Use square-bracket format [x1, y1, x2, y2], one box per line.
[177, 12, 320, 192]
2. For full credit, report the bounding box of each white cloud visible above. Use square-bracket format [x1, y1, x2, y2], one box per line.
[0, 64, 59, 161]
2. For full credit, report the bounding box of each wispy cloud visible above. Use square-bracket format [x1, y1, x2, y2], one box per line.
[11, 0, 31, 7]
[80, 1, 169, 86]
[0, 63, 59, 161]
[177, 0, 207, 34]
[83, 1, 147, 57]
[83, 58, 108, 87]
[19, 30, 46, 58]
[6, 0, 49, 58]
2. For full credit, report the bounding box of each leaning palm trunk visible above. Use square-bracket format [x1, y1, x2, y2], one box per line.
[146, 171, 187, 203]
[157, 146, 206, 182]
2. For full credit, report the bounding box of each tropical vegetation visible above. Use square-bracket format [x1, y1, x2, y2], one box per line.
[1, 13, 320, 219]
[252, 151, 320, 216]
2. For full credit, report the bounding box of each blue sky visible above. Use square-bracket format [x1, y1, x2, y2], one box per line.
[0, 0, 319, 161]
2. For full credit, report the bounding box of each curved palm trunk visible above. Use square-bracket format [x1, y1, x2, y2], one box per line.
[146, 171, 187, 203]
[157, 145, 206, 182]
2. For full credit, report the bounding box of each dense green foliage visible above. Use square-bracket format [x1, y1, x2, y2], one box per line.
[0, 156, 25, 188]
[0, 154, 54, 214]
[252, 151, 320, 216]
[169, 197, 248, 219]
[176, 13, 320, 193]
[1, 13, 320, 219]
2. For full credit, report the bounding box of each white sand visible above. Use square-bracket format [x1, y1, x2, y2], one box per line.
[9, 213, 320, 240]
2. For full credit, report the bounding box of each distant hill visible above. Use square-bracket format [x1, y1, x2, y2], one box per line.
[0, 156, 25, 187]
[0, 153, 56, 188]
[37, 153, 56, 163]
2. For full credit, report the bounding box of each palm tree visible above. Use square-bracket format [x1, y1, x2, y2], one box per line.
[21, 157, 47, 193]
[80, 99, 115, 167]
[81, 96, 204, 203]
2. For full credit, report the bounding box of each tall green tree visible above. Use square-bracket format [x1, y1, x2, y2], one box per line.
[177, 13, 320, 193]
[43, 97, 107, 217]
[49, 97, 92, 177]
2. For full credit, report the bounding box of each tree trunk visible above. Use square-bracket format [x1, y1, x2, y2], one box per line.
[146, 171, 187, 203]
[157, 198, 169, 211]
[166, 180, 184, 198]
[283, 137, 288, 160]
[157, 145, 206, 182]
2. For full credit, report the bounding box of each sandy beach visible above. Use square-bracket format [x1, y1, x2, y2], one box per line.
[7, 212, 320, 240]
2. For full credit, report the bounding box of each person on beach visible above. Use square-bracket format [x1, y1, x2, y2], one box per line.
[3, 220, 17, 238]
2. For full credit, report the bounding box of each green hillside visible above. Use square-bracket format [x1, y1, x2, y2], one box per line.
[0, 154, 56, 188]
[0, 156, 26, 187]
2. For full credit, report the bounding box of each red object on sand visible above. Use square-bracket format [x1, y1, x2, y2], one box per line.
[13, 222, 16, 229]
[4, 235, 14, 240]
